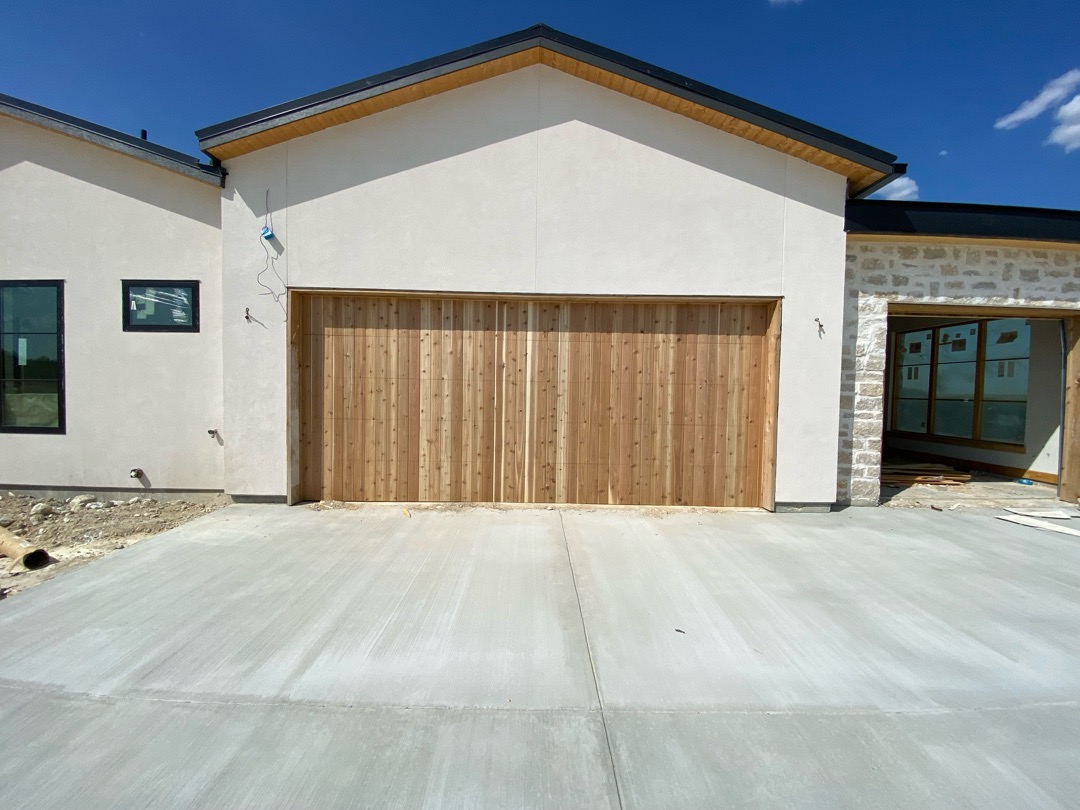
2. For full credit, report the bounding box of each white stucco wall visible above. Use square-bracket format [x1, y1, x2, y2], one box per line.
[1, 115, 224, 491]
[222, 65, 849, 502]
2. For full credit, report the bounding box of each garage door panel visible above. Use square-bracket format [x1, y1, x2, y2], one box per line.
[300, 296, 775, 506]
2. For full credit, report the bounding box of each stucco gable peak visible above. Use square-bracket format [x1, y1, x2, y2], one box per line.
[195, 25, 902, 197]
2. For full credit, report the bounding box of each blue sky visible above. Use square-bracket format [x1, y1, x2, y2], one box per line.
[3, 0, 1078, 209]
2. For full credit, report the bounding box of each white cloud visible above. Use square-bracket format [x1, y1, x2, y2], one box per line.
[1047, 94, 1080, 152]
[870, 176, 920, 201]
[995, 69, 1080, 130]
[938, 150, 949, 157]
[768, 0, 803, 5]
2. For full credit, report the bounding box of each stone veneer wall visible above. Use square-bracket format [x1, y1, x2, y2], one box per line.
[839, 239, 1080, 506]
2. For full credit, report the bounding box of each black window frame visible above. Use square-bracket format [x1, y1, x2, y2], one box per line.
[122, 279, 200, 333]
[0, 280, 66, 435]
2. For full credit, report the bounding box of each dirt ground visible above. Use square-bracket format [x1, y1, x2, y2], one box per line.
[0, 492, 226, 598]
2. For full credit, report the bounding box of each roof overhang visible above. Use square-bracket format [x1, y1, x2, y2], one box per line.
[197, 25, 903, 197]
[846, 199, 1080, 247]
[0, 92, 224, 186]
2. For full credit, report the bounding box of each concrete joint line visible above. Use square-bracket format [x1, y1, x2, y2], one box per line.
[599, 701, 1080, 717]
[2, 680, 1078, 719]
[558, 511, 625, 810]
[0, 680, 608, 713]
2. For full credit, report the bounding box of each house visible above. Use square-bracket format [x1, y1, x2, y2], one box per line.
[2, 25, 1078, 510]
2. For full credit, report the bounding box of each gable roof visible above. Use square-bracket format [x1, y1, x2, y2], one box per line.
[0, 92, 224, 186]
[196, 24, 904, 197]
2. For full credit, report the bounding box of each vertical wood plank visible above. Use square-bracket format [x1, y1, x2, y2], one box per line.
[760, 301, 781, 511]
[321, 296, 335, 498]
[481, 300, 497, 502]
[339, 298, 356, 501]
[418, 298, 432, 501]
[298, 294, 777, 509]
[405, 299, 421, 501]
[662, 303, 678, 505]
[690, 304, 711, 506]
[594, 303, 609, 503]
[720, 305, 741, 507]
[1061, 317, 1080, 504]
[555, 302, 570, 502]
[670, 305, 689, 505]
[609, 303, 626, 504]
[438, 298, 453, 501]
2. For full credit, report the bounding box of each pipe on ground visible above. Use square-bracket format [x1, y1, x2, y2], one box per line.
[0, 528, 50, 570]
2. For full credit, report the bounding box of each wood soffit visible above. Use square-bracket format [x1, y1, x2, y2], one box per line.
[202, 47, 888, 195]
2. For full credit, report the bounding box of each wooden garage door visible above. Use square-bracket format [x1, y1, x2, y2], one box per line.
[297, 295, 778, 507]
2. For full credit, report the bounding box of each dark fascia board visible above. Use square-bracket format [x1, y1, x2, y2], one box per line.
[846, 199, 1080, 245]
[0, 92, 224, 186]
[850, 163, 907, 200]
[196, 24, 899, 175]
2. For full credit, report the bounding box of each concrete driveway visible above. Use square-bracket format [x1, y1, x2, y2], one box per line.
[1, 504, 1079, 808]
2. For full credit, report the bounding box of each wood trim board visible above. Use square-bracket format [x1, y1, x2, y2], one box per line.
[847, 233, 1080, 253]
[889, 303, 1079, 320]
[1063, 317, 1080, 503]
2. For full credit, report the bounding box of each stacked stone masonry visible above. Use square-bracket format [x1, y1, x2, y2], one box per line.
[839, 240, 1080, 506]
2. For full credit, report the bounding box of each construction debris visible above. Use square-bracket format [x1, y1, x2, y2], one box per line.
[1003, 507, 1076, 520]
[880, 463, 972, 488]
[996, 515, 1080, 537]
[0, 528, 49, 570]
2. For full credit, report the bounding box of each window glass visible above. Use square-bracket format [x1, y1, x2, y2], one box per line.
[982, 359, 1029, 401]
[933, 400, 975, 438]
[894, 398, 928, 433]
[896, 364, 930, 399]
[937, 323, 979, 362]
[1, 285, 58, 332]
[935, 360, 976, 400]
[1, 379, 60, 428]
[124, 282, 198, 331]
[898, 331, 932, 365]
[0, 282, 63, 431]
[980, 402, 1027, 444]
[984, 319, 1030, 360]
[2, 334, 59, 379]
[890, 318, 1030, 447]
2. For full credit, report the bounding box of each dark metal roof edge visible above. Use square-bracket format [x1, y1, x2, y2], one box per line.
[851, 163, 907, 199]
[194, 25, 549, 144]
[0, 92, 224, 186]
[195, 35, 547, 150]
[533, 28, 897, 171]
[845, 199, 1080, 244]
[196, 24, 897, 173]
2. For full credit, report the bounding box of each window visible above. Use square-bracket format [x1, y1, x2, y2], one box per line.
[122, 280, 199, 332]
[890, 318, 1030, 448]
[1, 281, 65, 433]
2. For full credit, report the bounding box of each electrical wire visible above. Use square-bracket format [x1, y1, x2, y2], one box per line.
[256, 188, 288, 321]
